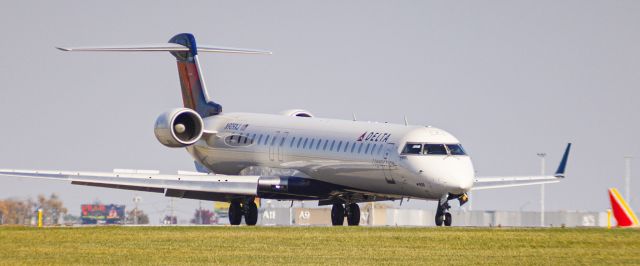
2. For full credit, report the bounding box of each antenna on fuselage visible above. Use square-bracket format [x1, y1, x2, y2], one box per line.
[404, 116, 409, 126]
[352, 113, 357, 121]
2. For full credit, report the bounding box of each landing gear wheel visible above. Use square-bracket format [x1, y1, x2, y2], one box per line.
[435, 213, 444, 226]
[228, 202, 242, 225]
[346, 203, 360, 226]
[435, 194, 452, 227]
[244, 201, 258, 226]
[444, 213, 452, 226]
[331, 203, 345, 226]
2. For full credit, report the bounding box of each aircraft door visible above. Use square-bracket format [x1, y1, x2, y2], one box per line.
[277, 132, 289, 162]
[269, 131, 280, 161]
[382, 143, 397, 185]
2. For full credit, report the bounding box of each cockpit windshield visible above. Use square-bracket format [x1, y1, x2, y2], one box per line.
[401, 143, 422, 154]
[401, 143, 467, 156]
[424, 144, 447, 155]
[446, 144, 466, 155]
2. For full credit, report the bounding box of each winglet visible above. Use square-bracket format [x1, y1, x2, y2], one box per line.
[554, 143, 572, 178]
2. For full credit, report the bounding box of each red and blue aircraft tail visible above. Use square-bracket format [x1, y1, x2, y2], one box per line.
[168, 33, 222, 117]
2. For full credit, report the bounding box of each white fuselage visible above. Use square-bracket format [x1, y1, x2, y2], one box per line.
[186, 112, 475, 200]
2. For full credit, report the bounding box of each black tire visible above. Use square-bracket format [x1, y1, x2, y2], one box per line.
[331, 203, 345, 226]
[244, 201, 258, 226]
[228, 202, 242, 225]
[346, 203, 360, 226]
[435, 213, 444, 226]
[444, 213, 452, 226]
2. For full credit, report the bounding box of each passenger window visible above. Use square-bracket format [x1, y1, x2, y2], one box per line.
[258, 134, 263, 145]
[323, 140, 328, 150]
[279, 136, 286, 147]
[316, 139, 322, 149]
[402, 143, 422, 155]
[357, 143, 363, 153]
[337, 141, 342, 152]
[264, 135, 270, 145]
[309, 139, 315, 149]
[330, 140, 335, 151]
[371, 144, 376, 154]
[296, 138, 302, 148]
[290, 137, 296, 147]
[351, 143, 356, 153]
[377, 144, 384, 154]
[344, 142, 349, 152]
[270, 136, 278, 146]
[365, 143, 371, 154]
[424, 144, 447, 155]
[303, 138, 308, 149]
[446, 144, 467, 155]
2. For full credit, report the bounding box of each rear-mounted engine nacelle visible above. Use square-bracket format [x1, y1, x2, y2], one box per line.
[280, 109, 314, 118]
[154, 108, 204, 148]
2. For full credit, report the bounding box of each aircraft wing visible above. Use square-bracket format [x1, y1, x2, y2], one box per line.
[0, 169, 260, 202]
[472, 175, 561, 190]
[472, 143, 571, 191]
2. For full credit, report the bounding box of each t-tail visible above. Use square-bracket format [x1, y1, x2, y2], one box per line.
[608, 188, 639, 227]
[57, 33, 271, 118]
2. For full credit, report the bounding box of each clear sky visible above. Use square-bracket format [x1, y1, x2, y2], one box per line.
[1, 1, 638, 223]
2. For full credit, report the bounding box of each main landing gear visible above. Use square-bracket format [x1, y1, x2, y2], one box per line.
[228, 199, 258, 226]
[331, 203, 360, 226]
[435, 193, 468, 227]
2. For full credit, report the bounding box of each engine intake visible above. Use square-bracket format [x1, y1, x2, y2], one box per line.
[154, 108, 204, 147]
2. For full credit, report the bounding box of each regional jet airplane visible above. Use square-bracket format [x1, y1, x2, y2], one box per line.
[0, 33, 571, 226]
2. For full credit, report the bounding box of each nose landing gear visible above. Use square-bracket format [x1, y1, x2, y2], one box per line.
[435, 199, 452, 227]
[435, 193, 468, 227]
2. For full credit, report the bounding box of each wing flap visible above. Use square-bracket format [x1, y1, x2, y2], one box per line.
[70, 181, 166, 193]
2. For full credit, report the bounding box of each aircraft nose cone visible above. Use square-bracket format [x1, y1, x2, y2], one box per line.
[414, 156, 475, 195]
[458, 174, 474, 191]
[446, 172, 474, 194]
[444, 160, 475, 194]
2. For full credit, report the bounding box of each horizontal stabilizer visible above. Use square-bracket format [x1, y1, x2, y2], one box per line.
[56, 44, 271, 55]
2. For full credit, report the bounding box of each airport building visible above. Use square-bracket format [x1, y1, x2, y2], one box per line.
[257, 205, 608, 227]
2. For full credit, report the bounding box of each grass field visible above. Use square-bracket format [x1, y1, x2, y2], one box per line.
[0, 226, 638, 265]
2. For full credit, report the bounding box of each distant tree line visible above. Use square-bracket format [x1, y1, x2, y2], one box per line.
[191, 208, 216, 224]
[0, 194, 68, 225]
